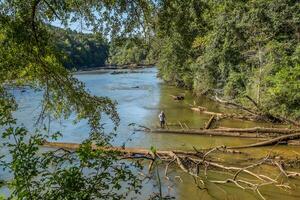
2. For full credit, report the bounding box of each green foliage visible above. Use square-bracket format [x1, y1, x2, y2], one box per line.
[109, 36, 155, 66]
[1, 127, 142, 199]
[224, 72, 246, 99]
[1, 0, 300, 198]
[156, 0, 300, 119]
[53, 28, 109, 70]
[264, 64, 300, 119]
[0, 0, 154, 199]
[156, 0, 206, 88]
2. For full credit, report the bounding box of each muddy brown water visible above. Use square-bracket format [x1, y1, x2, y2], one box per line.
[1, 67, 300, 199]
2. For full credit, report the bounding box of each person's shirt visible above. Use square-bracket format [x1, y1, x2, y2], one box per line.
[158, 113, 165, 121]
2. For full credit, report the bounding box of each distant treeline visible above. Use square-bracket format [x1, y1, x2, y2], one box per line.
[52, 27, 109, 70]
[108, 36, 156, 66]
[52, 27, 154, 70]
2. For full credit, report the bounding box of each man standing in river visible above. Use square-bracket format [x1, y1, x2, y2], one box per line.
[158, 111, 166, 129]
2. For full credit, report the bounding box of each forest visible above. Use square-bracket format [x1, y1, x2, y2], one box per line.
[56, 1, 300, 121]
[53, 27, 109, 70]
[0, 0, 300, 199]
[153, 1, 300, 121]
[52, 28, 154, 69]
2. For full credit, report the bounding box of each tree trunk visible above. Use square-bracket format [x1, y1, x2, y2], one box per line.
[205, 115, 216, 129]
[228, 133, 300, 149]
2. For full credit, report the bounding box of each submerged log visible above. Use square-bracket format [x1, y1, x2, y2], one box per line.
[146, 127, 300, 138]
[42, 140, 300, 198]
[228, 133, 300, 149]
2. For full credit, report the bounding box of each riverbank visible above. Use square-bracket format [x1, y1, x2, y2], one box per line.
[73, 64, 155, 75]
[5, 67, 300, 200]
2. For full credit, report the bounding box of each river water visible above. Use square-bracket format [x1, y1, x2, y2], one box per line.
[1, 67, 300, 199]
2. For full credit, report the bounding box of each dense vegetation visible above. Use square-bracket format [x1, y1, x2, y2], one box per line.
[154, 0, 300, 120]
[108, 36, 155, 66]
[1, 0, 300, 199]
[0, 0, 153, 199]
[53, 28, 109, 70]
[52, 29, 154, 69]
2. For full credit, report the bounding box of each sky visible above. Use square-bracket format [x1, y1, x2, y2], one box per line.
[51, 19, 93, 34]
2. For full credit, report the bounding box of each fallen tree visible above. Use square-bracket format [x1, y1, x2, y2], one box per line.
[205, 115, 216, 129]
[228, 133, 300, 149]
[43, 141, 204, 157]
[142, 127, 300, 138]
[214, 96, 300, 127]
[42, 141, 300, 200]
[191, 106, 266, 122]
[215, 127, 300, 134]
[215, 96, 258, 116]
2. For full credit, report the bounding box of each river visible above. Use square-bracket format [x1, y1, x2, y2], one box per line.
[1, 67, 300, 199]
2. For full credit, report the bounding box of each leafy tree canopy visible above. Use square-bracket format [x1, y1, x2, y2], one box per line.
[0, 0, 154, 199]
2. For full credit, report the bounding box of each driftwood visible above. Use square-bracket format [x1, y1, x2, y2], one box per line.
[146, 127, 300, 138]
[150, 129, 264, 138]
[191, 107, 263, 122]
[205, 115, 216, 129]
[244, 95, 259, 109]
[214, 96, 300, 127]
[228, 133, 300, 149]
[215, 96, 258, 115]
[277, 116, 300, 127]
[215, 127, 300, 134]
[42, 141, 300, 199]
[191, 107, 222, 116]
[43, 141, 202, 157]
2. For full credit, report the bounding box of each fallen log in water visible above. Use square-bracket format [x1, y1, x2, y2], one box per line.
[147, 127, 300, 138]
[42, 140, 300, 199]
[205, 115, 216, 129]
[214, 96, 300, 127]
[191, 107, 222, 116]
[228, 133, 300, 149]
[150, 128, 266, 138]
[191, 106, 300, 127]
[42, 141, 202, 157]
[191, 107, 262, 122]
[214, 96, 258, 115]
[214, 127, 300, 134]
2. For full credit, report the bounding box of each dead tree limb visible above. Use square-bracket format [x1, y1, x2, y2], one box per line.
[147, 127, 300, 138]
[214, 127, 300, 134]
[215, 96, 258, 115]
[205, 115, 216, 129]
[42, 141, 300, 199]
[244, 95, 259, 109]
[191, 107, 264, 122]
[228, 133, 300, 149]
